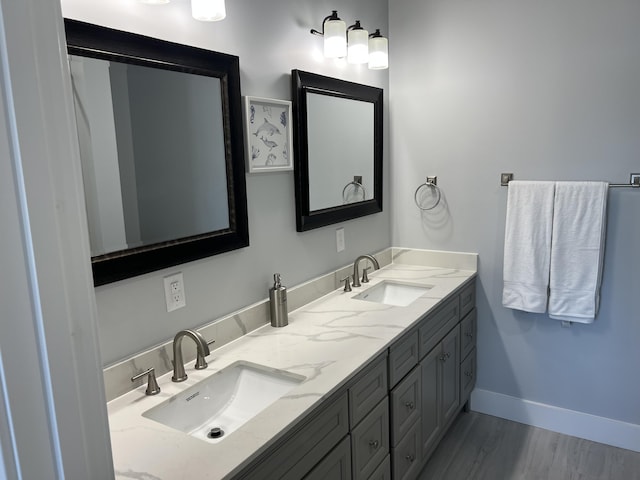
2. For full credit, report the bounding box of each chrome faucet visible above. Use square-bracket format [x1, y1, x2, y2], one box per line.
[352, 254, 380, 288]
[172, 329, 211, 382]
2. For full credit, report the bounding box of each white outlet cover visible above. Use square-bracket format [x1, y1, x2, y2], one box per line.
[164, 273, 186, 312]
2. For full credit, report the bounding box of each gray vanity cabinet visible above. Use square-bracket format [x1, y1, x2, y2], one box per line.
[236, 279, 476, 480]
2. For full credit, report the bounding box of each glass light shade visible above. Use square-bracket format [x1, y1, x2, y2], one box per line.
[139, 0, 170, 4]
[191, 0, 226, 21]
[324, 18, 347, 58]
[347, 27, 369, 64]
[368, 34, 388, 70]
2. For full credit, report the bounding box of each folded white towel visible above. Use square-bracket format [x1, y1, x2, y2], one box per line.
[502, 181, 556, 313]
[548, 182, 608, 323]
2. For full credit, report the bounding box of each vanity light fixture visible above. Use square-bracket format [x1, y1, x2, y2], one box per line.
[311, 13, 388, 70]
[310, 10, 347, 59]
[368, 29, 389, 70]
[347, 21, 369, 64]
[139, 0, 226, 22]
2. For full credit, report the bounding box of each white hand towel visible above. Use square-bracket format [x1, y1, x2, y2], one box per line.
[548, 181, 608, 323]
[502, 181, 556, 313]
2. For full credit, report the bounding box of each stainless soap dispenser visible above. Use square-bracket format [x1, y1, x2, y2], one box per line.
[269, 273, 289, 327]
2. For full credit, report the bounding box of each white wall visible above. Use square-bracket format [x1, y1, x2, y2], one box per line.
[60, 0, 391, 365]
[390, 0, 640, 428]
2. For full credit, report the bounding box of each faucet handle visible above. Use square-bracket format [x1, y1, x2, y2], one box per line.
[341, 276, 352, 292]
[195, 339, 215, 370]
[131, 367, 161, 396]
[362, 267, 372, 284]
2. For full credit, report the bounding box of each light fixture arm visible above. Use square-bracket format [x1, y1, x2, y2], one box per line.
[310, 10, 340, 36]
[347, 20, 364, 33]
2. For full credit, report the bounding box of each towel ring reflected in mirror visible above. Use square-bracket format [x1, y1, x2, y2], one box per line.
[414, 176, 441, 211]
[342, 176, 367, 204]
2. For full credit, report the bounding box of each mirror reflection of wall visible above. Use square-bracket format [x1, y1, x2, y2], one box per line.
[307, 93, 374, 210]
[69, 55, 229, 257]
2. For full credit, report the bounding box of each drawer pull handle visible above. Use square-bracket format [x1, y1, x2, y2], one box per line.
[405, 401, 415, 410]
[440, 352, 451, 361]
[465, 370, 474, 378]
[405, 454, 415, 462]
[369, 440, 379, 449]
[465, 332, 473, 338]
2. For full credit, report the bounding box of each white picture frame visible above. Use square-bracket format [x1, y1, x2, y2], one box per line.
[243, 96, 293, 173]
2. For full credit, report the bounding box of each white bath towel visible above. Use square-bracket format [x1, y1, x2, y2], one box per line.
[502, 181, 556, 313]
[548, 182, 608, 323]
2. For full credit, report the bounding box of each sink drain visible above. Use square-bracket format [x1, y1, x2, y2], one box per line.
[207, 427, 224, 439]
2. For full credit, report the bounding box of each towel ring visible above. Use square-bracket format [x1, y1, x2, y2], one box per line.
[342, 178, 367, 203]
[414, 177, 441, 211]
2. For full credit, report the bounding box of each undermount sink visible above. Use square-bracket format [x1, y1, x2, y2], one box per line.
[353, 280, 432, 307]
[142, 361, 305, 443]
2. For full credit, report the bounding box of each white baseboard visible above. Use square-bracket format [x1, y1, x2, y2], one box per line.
[470, 389, 640, 452]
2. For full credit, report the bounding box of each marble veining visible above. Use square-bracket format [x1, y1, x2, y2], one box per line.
[108, 251, 476, 480]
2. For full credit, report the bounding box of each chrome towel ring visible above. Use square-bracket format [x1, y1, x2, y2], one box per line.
[414, 176, 441, 210]
[342, 176, 367, 203]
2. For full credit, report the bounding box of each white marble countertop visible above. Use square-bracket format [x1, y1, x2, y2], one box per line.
[108, 262, 476, 479]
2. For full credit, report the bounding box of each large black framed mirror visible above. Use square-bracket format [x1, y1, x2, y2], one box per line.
[291, 70, 383, 232]
[65, 19, 249, 286]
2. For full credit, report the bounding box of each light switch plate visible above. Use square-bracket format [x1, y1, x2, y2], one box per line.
[164, 272, 186, 312]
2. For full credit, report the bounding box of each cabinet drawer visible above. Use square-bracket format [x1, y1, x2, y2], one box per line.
[388, 329, 419, 388]
[391, 421, 421, 480]
[351, 397, 389, 480]
[459, 281, 476, 319]
[242, 392, 349, 480]
[460, 308, 477, 360]
[461, 347, 477, 405]
[419, 296, 459, 359]
[368, 455, 391, 480]
[349, 354, 388, 427]
[304, 435, 352, 480]
[390, 366, 421, 447]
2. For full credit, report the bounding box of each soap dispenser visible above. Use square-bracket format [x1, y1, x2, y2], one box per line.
[269, 273, 289, 327]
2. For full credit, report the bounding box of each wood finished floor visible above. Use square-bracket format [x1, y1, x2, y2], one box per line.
[418, 412, 640, 480]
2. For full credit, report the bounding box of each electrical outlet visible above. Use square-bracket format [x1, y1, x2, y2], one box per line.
[164, 273, 186, 312]
[336, 227, 345, 252]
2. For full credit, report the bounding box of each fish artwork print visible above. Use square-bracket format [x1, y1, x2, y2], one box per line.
[253, 118, 281, 137]
[259, 136, 278, 150]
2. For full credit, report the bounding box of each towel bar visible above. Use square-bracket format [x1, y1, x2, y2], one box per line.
[500, 173, 640, 188]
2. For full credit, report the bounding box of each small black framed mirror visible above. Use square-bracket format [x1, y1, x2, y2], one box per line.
[65, 19, 249, 286]
[291, 70, 383, 232]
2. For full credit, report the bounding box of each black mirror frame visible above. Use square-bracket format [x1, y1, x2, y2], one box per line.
[291, 69, 383, 232]
[65, 19, 249, 286]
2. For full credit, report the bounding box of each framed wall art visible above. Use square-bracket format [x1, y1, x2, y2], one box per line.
[243, 96, 293, 173]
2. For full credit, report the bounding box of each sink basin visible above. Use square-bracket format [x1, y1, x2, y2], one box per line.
[143, 361, 305, 443]
[353, 280, 432, 307]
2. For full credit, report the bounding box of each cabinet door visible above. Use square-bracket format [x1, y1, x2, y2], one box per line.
[349, 354, 388, 427]
[419, 346, 441, 459]
[459, 308, 477, 361]
[390, 365, 421, 446]
[391, 422, 421, 480]
[440, 326, 460, 427]
[460, 347, 476, 405]
[304, 435, 352, 480]
[388, 329, 419, 388]
[351, 398, 389, 480]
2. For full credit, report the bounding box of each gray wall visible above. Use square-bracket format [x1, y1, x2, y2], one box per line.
[61, 0, 390, 365]
[390, 0, 640, 425]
